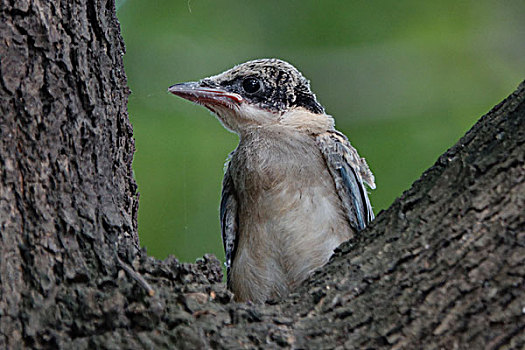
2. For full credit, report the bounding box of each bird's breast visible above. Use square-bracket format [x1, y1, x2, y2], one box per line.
[227, 130, 353, 301]
[231, 130, 322, 191]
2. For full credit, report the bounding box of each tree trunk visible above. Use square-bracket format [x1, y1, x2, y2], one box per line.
[1, 1, 523, 349]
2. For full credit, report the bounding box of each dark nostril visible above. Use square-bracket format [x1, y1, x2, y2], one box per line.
[200, 79, 215, 88]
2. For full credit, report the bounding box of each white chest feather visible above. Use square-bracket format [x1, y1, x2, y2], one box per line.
[228, 129, 352, 302]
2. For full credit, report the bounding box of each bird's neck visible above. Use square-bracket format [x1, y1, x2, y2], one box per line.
[238, 108, 335, 138]
[277, 108, 335, 134]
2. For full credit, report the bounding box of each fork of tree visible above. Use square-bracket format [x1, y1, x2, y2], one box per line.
[0, 1, 523, 348]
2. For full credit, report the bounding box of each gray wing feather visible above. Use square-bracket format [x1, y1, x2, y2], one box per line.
[317, 131, 375, 231]
[220, 165, 239, 286]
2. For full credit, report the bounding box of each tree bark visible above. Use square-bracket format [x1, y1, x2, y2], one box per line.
[0, 1, 523, 349]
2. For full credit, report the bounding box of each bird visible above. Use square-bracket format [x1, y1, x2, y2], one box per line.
[168, 58, 375, 303]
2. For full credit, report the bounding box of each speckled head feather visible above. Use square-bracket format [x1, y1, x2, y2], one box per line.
[200, 58, 325, 115]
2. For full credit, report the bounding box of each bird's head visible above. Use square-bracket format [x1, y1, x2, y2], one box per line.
[168, 58, 326, 134]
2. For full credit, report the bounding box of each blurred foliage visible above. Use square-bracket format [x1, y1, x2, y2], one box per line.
[117, 0, 524, 263]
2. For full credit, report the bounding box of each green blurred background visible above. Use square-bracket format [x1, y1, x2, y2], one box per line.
[117, 0, 524, 263]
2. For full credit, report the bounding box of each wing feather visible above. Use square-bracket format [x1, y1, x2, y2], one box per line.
[220, 164, 239, 286]
[316, 130, 375, 231]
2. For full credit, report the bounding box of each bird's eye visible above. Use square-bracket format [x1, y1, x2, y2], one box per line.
[242, 77, 261, 94]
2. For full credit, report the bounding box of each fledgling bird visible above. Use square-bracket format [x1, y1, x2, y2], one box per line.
[169, 59, 375, 303]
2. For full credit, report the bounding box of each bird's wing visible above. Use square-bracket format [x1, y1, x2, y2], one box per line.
[316, 130, 375, 231]
[220, 162, 239, 286]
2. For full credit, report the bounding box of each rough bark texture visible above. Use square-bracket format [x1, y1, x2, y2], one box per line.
[0, 0, 524, 349]
[0, 0, 142, 347]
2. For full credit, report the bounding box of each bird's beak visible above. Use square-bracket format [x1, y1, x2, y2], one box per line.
[168, 82, 243, 108]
